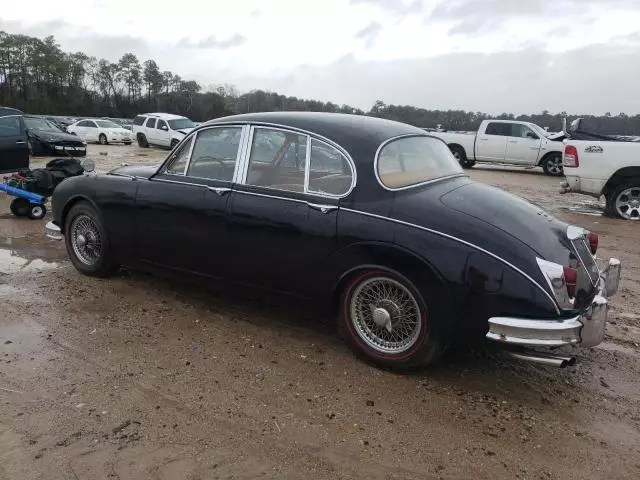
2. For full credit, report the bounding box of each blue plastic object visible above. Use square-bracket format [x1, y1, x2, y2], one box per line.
[0, 182, 46, 204]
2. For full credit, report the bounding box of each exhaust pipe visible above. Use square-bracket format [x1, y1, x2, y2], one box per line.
[508, 351, 577, 368]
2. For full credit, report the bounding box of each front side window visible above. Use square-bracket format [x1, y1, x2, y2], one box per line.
[146, 118, 157, 128]
[156, 120, 168, 130]
[377, 136, 462, 190]
[0, 116, 21, 137]
[86, 121, 97, 128]
[77, 120, 90, 127]
[308, 139, 353, 196]
[165, 136, 193, 175]
[485, 122, 511, 136]
[96, 120, 119, 128]
[511, 124, 539, 139]
[246, 128, 307, 193]
[186, 127, 242, 181]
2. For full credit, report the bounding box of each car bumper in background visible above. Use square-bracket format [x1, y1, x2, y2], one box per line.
[486, 258, 621, 348]
[560, 175, 605, 197]
[46, 221, 63, 240]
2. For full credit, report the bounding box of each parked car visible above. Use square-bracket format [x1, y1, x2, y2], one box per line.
[45, 112, 621, 369]
[560, 119, 640, 220]
[132, 113, 196, 150]
[67, 119, 132, 145]
[24, 115, 87, 157]
[430, 120, 565, 176]
[0, 106, 29, 173]
[102, 117, 133, 132]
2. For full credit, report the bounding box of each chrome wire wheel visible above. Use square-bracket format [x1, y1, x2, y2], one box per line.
[350, 276, 423, 354]
[615, 187, 640, 220]
[70, 214, 103, 265]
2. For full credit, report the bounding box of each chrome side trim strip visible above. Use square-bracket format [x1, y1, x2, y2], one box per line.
[341, 207, 560, 313]
[153, 178, 208, 188]
[232, 188, 308, 205]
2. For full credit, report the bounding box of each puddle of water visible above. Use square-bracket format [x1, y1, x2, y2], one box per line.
[0, 236, 66, 275]
[565, 203, 604, 217]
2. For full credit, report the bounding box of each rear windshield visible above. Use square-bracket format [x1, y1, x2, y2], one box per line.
[376, 135, 463, 189]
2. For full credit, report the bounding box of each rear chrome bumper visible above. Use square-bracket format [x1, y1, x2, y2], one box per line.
[45, 221, 63, 240]
[487, 258, 621, 348]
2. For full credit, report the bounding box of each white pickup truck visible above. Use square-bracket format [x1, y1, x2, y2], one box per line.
[429, 120, 565, 176]
[560, 119, 640, 220]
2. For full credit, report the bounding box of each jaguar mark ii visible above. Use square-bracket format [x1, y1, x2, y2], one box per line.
[45, 113, 622, 368]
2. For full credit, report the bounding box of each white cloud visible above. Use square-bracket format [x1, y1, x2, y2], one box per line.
[2, 0, 640, 112]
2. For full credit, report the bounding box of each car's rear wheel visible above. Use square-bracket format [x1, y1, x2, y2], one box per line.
[10, 198, 30, 217]
[542, 153, 563, 176]
[450, 145, 474, 169]
[606, 179, 640, 220]
[99, 134, 108, 145]
[338, 270, 446, 368]
[64, 201, 119, 277]
[137, 134, 149, 148]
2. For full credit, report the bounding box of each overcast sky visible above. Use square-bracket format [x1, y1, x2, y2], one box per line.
[3, 0, 640, 114]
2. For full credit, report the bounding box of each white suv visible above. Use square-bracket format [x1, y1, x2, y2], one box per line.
[132, 113, 197, 150]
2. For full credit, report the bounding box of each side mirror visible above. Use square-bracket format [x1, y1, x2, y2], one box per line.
[81, 158, 95, 173]
[161, 125, 168, 131]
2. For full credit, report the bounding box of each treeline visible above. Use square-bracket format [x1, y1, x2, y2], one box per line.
[2, 31, 640, 135]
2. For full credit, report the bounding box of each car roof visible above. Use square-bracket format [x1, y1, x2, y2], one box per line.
[204, 112, 426, 165]
[0, 106, 23, 117]
[138, 112, 187, 120]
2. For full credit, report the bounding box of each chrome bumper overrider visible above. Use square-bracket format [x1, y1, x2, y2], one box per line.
[487, 258, 621, 348]
[45, 221, 63, 240]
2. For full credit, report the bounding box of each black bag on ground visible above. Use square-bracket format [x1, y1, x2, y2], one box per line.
[20, 158, 85, 196]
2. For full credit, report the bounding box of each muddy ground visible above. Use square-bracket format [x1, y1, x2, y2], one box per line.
[1, 144, 639, 479]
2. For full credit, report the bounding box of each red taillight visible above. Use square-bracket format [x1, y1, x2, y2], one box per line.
[587, 232, 599, 255]
[563, 267, 577, 297]
[564, 145, 579, 167]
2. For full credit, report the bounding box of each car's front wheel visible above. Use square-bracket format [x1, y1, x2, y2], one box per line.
[64, 201, 119, 277]
[338, 270, 446, 368]
[99, 134, 108, 145]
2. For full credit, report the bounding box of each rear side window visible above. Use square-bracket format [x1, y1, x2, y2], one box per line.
[485, 123, 511, 136]
[146, 118, 157, 128]
[0, 116, 21, 137]
[133, 116, 146, 126]
[376, 136, 462, 190]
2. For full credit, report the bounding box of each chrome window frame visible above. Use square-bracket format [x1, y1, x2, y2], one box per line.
[374, 133, 466, 192]
[0, 114, 24, 136]
[163, 135, 196, 176]
[238, 124, 356, 199]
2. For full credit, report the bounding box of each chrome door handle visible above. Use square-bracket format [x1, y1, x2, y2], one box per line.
[479, 138, 489, 141]
[508, 140, 518, 143]
[307, 203, 338, 214]
[207, 186, 231, 196]
[16, 141, 26, 144]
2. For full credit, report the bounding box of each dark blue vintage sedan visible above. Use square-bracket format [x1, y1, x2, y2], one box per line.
[46, 112, 621, 368]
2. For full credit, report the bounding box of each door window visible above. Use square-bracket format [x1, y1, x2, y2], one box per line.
[308, 139, 353, 196]
[156, 120, 168, 130]
[510, 124, 539, 139]
[484, 123, 511, 136]
[164, 136, 194, 175]
[146, 118, 157, 128]
[186, 127, 242, 181]
[77, 120, 91, 127]
[133, 115, 146, 126]
[0, 116, 22, 136]
[246, 128, 307, 193]
[86, 121, 97, 128]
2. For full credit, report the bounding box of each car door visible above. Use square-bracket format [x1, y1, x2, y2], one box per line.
[155, 120, 170, 147]
[134, 125, 247, 276]
[226, 126, 353, 298]
[84, 121, 99, 142]
[505, 124, 542, 165]
[0, 115, 29, 173]
[474, 122, 509, 162]
[70, 121, 87, 139]
[144, 117, 157, 145]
